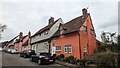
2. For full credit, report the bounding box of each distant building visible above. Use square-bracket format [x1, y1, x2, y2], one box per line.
[7, 35, 19, 49]
[14, 32, 31, 52]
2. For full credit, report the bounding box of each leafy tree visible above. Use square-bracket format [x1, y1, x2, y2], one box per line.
[100, 31, 117, 53]
[101, 31, 116, 44]
[117, 35, 120, 52]
[117, 35, 120, 45]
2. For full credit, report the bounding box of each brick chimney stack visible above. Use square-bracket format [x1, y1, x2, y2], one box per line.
[28, 31, 31, 38]
[48, 17, 54, 24]
[19, 32, 23, 40]
[82, 8, 88, 18]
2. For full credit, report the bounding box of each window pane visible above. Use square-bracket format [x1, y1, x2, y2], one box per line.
[82, 26, 87, 32]
[64, 45, 72, 53]
[56, 46, 61, 51]
[90, 29, 94, 35]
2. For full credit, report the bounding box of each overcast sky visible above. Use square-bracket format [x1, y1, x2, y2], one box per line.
[0, 0, 119, 42]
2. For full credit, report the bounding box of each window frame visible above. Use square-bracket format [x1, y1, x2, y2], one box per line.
[44, 31, 49, 35]
[56, 46, 62, 52]
[64, 45, 72, 53]
[82, 25, 87, 32]
[90, 29, 94, 35]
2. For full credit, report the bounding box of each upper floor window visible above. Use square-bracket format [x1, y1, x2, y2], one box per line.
[39, 34, 41, 36]
[90, 29, 94, 35]
[64, 45, 72, 53]
[56, 46, 61, 52]
[44, 31, 48, 35]
[84, 46, 87, 52]
[82, 25, 87, 32]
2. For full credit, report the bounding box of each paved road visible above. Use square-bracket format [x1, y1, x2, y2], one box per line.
[2, 52, 68, 68]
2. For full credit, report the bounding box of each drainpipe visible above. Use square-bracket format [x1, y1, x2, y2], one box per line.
[78, 32, 82, 59]
[48, 39, 51, 53]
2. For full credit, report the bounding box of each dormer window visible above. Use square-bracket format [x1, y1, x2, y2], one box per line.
[44, 31, 48, 35]
[39, 34, 41, 36]
[90, 29, 94, 35]
[82, 25, 87, 32]
[60, 30, 64, 35]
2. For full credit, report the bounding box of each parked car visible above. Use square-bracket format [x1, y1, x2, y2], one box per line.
[20, 50, 36, 58]
[30, 52, 55, 65]
[9, 49, 18, 54]
[5, 49, 12, 53]
[0, 47, 3, 52]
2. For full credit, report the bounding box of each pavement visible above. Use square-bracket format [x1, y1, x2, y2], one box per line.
[55, 60, 78, 68]
[1, 52, 69, 68]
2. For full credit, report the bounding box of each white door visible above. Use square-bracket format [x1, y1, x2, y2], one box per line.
[52, 46, 56, 56]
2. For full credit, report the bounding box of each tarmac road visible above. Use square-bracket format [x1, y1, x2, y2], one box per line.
[1, 52, 68, 68]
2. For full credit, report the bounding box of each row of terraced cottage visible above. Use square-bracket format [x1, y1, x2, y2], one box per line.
[5, 8, 97, 59]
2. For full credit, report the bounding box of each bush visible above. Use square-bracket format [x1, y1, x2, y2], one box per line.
[76, 59, 82, 65]
[59, 54, 65, 58]
[56, 54, 65, 61]
[65, 56, 76, 64]
[52, 54, 56, 57]
[95, 52, 116, 66]
[98, 46, 106, 53]
[56, 55, 60, 60]
[65, 57, 69, 62]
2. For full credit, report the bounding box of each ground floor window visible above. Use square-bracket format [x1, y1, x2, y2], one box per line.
[64, 45, 72, 53]
[56, 46, 61, 52]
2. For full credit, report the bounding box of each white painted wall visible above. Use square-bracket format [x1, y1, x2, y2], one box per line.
[31, 18, 64, 53]
[31, 18, 63, 44]
[32, 41, 49, 53]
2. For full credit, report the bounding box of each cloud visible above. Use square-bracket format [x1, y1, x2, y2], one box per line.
[98, 17, 118, 29]
[0, 0, 119, 3]
[0, 1, 118, 42]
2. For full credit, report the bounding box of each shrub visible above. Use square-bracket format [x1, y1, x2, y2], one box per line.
[59, 54, 65, 58]
[58, 54, 65, 61]
[65, 57, 69, 63]
[65, 56, 76, 64]
[76, 59, 82, 65]
[56, 55, 60, 60]
[52, 54, 56, 57]
[95, 52, 116, 66]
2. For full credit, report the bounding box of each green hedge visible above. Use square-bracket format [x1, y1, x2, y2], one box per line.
[95, 52, 117, 66]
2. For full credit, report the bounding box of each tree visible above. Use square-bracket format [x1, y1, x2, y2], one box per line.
[0, 24, 6, 39]
[101, 31, 116, 45]
[117, 35, 120, 45]
[100, 31, 117, 53]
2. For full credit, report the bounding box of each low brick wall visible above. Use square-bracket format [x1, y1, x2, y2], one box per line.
[55, 60, 78, 68]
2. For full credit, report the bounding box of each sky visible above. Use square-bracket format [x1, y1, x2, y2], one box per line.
[0, 0, 119, 42]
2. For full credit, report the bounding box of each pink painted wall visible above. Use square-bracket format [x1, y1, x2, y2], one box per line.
[14, 43, 19, 50]
[23, 36, 29, 44]
[18, 42, 22, 52]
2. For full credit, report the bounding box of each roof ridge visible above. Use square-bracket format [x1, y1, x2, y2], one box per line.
[32, 18, 60, 37]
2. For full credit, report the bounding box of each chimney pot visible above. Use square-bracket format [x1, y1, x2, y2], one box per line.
[49, 17, 54, 24]
[82, 8, 88, 18]
[28, 31, 31, 37]
[19, 32, 23, 39]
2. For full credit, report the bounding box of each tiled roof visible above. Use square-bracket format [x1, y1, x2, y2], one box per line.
[22, 35, 28, 40]
[9, 35, 18, 43]
[22, 40, 28, 46]
[52, 14, 89, 37]
[32, 18, 60, 37]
